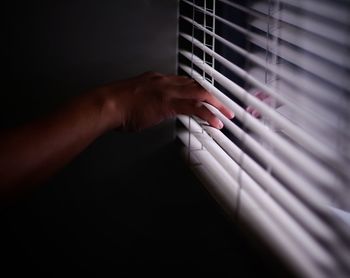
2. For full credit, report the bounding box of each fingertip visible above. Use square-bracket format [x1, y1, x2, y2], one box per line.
[228, 110, 235, 119]
[217, 120, 224, 129]
[223, 107, 234, 119]
[252, 110, 260, 118]
[213, 118, 224, 129]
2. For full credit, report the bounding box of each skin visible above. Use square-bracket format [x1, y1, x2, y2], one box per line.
[0, 71, 234, 202]
[246, 90, 280, 118]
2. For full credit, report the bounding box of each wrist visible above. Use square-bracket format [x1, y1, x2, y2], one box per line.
[89, 83, 126, 132]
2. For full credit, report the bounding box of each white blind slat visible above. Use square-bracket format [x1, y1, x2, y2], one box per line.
[251, 1, 349, 46]
[177, 1, 350, 277]
[180, 15, 350, 111]
[179, 64, 337, 206]
[217, 0, 350, 45]
[178, 130, 340, 278]
[180, 32, 350, 143]
[278, 0, 350, 25]
[179, 115, 336, 243]
[249, 17, 349, 68]
[179, 117, 337, 267]
[184, 0, 350, 78]
[180, 50, 345, 177]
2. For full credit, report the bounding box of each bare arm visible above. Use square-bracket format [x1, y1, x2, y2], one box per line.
[0, 72, 234, 201]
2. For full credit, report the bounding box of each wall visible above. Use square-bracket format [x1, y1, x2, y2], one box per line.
[3, 0, 180, 210]
[2, 1, 288, 277]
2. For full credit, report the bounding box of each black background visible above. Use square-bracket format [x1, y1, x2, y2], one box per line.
[2, 1, 293, 277]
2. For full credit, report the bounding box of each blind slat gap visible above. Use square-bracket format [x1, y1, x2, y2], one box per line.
[178, 129, 339, 278]
[216, 0, 350, 26]
[180, 52, 344, 188]
[180, 32, 350, 147]
[179, 64, 346, 210]
[179, 64, 350, 268]
[184, 0, 350, 77]
[251, 1, 349, 45]
[249, 17, 349, 68]
[216, 0, 350, 45]
[278, 0, 350, 25]
[179, 64, 329, 210]
[177, 1, 350, 277]
[180, 15, 349, 113]
[179, 116, 345, 270]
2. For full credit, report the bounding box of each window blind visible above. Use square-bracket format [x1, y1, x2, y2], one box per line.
[176, 1, 350, 277]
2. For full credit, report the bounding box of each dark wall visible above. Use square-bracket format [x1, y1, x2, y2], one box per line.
[2, 1, 288, 277]
[2, 0, 179, 204]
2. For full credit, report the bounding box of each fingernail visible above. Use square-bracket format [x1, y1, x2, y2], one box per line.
[229, 111, 235, 119]
[252, 110, 260, 118]
[217, 120, 224, 129]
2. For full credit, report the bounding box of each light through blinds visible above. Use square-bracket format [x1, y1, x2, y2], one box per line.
[176, 1, 350, 277]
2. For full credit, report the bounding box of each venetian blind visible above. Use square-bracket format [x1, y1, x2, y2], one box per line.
[176, 0, 350, 277]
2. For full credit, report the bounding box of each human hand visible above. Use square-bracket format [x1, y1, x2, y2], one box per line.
[98, 71, 234, 132]
[246, 90, 276, 118]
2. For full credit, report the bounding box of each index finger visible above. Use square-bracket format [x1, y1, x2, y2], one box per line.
[199, 91, 234, 120]
[178, 82, 234, 120]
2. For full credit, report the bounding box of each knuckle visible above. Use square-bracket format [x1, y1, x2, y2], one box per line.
[192, 89, 205, 100]
[207, 112, 217, 122]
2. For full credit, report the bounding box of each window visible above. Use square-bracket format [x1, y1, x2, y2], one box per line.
[176, 1, 350, 277]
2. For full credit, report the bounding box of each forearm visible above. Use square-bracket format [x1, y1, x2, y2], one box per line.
[0, 89, 116, 198]
[0, 72, 233, 202]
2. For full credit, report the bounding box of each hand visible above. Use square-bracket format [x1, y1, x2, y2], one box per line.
[0, 71, 234, 199]
[98, 71, 234, 131]
[246, 90, 277, 118]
